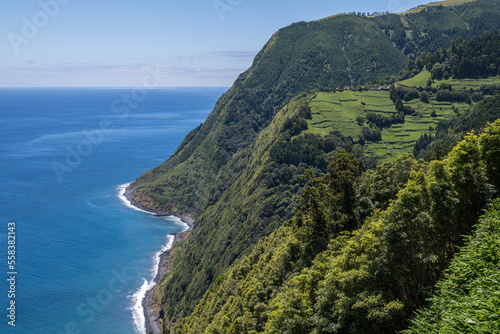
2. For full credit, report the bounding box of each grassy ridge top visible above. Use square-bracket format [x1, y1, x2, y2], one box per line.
[404, 0, 479, 14]
[399, 71, 500, 90]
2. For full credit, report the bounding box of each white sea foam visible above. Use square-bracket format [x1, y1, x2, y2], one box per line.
[117, 183, 151, 214]
[118, 183, 188, 334]
[168, 214, 190, 233]
[117, 184, 192, 233]
[130, 278, 153, 334]
[151, 235, 175, 279]
[130, 234, 175, 334]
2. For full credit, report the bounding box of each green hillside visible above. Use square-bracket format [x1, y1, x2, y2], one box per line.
[132, 0, 500, 215]
[132, 13, 410, 327]
[127, 0, 500, 331]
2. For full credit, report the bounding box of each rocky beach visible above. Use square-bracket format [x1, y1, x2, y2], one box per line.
[121, 183, 194, 334]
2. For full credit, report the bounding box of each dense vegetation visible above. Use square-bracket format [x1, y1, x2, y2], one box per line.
[127, 0, 500, 331]
[269, 131, 353, 169]
[402, 31, 500, 80]
[264, 121, 500, 333]
[404, 199, 500, 333]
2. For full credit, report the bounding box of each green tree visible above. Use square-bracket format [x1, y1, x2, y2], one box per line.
[419, 91, 429, 103]
[294, 153, 362, 258]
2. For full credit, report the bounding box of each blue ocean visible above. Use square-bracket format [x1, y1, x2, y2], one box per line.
[0, 87, 226, 334]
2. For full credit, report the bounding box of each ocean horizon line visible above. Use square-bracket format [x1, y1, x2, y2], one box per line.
[0, 86, 230, 90]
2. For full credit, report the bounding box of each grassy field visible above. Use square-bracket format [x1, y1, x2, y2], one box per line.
[306, 89, 466, 161]
[399, 70, 432, 87]
[399, 71, 500, 90]
[305, 90, 394, 138]
[305, 71, 500, 162]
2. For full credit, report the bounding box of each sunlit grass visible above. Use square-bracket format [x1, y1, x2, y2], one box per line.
[306, 88, 466, 161]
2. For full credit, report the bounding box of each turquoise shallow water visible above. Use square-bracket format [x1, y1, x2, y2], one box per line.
[0, 87, 225, 333]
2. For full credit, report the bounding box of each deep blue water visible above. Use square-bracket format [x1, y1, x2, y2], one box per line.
[0, 88, 226, 334]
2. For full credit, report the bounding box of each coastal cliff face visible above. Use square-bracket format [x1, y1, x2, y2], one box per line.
[129, 0, 500, 331]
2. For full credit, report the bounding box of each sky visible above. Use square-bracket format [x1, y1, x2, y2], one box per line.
[0, 0, 433, 87]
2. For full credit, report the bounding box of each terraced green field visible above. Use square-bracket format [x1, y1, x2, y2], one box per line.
[306, 90, 394, 137]
[306, 89, 467, 161]
[305, 67, 500, 161]
[431, 75, 500, 90]
[399, 71, 500, 90]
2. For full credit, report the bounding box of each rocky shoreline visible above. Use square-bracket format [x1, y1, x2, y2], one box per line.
[124, 183, 194, 334]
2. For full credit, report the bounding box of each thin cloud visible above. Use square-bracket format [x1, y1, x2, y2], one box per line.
[0, 63, 246, 87]
[213, 51, 257, 58]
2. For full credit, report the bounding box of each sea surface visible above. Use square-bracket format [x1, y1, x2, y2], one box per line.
[0, 87, 226, 334]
